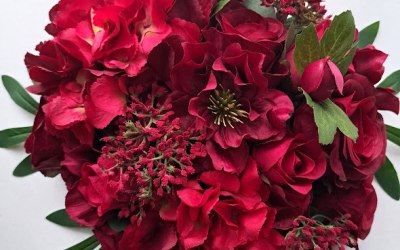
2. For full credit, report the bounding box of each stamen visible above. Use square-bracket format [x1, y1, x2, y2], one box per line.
[207, 87, 249, 128]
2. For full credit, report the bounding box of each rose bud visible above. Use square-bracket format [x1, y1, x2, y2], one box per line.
[300, 58, 344, 101]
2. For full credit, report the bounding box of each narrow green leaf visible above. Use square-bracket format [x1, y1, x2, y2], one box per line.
[243, 0, 275, 17]
[304, 92, 358, 145]
[281, 22, 296, 61]
[13, 155, 36, 177]
[66, 235, 99, 250]
[378, 70, 400, 94]
[2, 75, 38, 114]
[108, 217, 129, 232]
[320, 11, 355, 63]
[357, 21, 380, 48]
[336, 45, 357, 75]
[386, 125, 400, 147]
[46, 209, 80, 227]
[375, 157, 400, 200]
[0, 127, 32, 148]
[294, 24, 321, 74]
[211, 0, 230, 16]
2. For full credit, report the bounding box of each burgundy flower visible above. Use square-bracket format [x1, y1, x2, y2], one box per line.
[119, 212, 178, 250]
[188, 43, 293, 149]
[94, 224, 122, 250]
[176, 182, 220, 249]
[330, 73, 396, 185]
[201, 159, 271, 249]
[42, 82, 86, 130]
[218, 5, 287, 49]
[65, 163, 120, 227]
[349, 45, 388, 84]
[253, 134, 326, 195]
[25, 41, 81, 95]
[25, 100, 64, 176]
[168, 0, 217, 28]
[300, 57, 344, 101]
[84, 76, 127, 129]
[52, 0, 174, 76]
[313, 179, 377, 240]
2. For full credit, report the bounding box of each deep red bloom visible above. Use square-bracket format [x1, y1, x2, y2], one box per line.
[188, 44, 293, 149]
[119, 212, 177, 250]
[330, 73, 395, 186]
[313, 179, 377, 240]
[25, 101, 64, 176]
[349, 45, 388, 84]
[253, 134, 326, 195]
[301, 57, 344, 101]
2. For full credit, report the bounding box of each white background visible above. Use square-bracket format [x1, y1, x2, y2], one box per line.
[0, 0, 399, 249]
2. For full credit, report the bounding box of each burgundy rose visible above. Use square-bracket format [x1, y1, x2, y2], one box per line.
[25, 100, 64, 176]
[25, 41, 81, 95]
[253, 134, 326, 195]
[313, 179, 377, 239]
[168, 0, 217, 28]
[330, 73, 395, 185]
[218, 5, 287, 49]
[349, 45, 388, 84]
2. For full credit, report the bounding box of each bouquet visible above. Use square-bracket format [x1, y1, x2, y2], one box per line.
[1, 0, 400, 249]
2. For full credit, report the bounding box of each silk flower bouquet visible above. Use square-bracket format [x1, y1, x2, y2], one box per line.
[1, 0, 400, 249]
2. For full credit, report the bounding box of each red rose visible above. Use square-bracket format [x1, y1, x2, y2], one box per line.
[313, 179, 377, 239]
[349, 45, 388, 84]
[330, 73, 392, 185]
[25, 101, 64, 176]
[253, 134, 326, 195]
[25, 41, 81, 95]
[168, 0, 217, 28]
[217, 5, 286, 49]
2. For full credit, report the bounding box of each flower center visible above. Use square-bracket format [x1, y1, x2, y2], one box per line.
[208, 88, 249, 128]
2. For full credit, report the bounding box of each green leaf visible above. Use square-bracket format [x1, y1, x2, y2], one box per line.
[13, 155, 36, 177]
[294, 24, 321, 74]
[320, 11, 355, 64]
[243, 0, 275, 17]
[378, 70, 400, 94]
[65, 235, 99, 250]
[386, 125, 400, 147]
[46, 209, 80, 227]
[303, 91, 358, 145]
[108, 217, 129, 232]
[2, 75, 38, 115]
[375, 157, 400, 201]
[336, 45, 357, 75]
[357, 21, 380, 48]
[212, 0, 230, 16]
[281, 22, 296, 61]
[0, 127, 32, 148]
